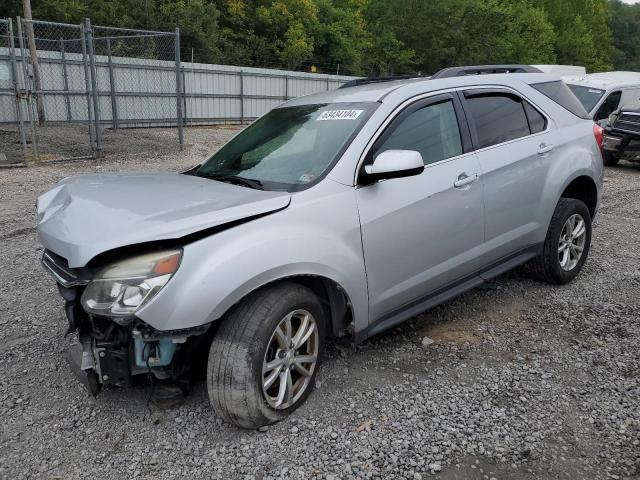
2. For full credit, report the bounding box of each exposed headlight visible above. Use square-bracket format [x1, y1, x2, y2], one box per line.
[81, 250, 182, 319]
[608, 112, 618, 125]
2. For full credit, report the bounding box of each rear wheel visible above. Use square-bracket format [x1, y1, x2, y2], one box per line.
[526, 198, 591, 285]
[602, 150, 620, 166]
[207, 282, 325, 429]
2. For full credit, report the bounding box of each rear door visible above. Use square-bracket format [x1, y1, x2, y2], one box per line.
[356, 93, 485, 321]
[460, 88, 552, 264]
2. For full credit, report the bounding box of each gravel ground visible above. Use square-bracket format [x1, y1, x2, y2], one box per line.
[0, 127, 639, 480]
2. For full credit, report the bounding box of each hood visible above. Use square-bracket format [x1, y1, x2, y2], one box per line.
[37, 172, 291, 267]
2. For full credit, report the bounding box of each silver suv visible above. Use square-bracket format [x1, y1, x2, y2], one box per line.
[37, 66, 604, 428]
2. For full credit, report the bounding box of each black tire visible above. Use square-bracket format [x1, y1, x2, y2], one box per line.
[602, 150, 620, 167]
[526, 198, 592, 285]
[207, 282, 326, 429]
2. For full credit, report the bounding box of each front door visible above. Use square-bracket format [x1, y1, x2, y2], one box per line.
[356, 94, 485, 322]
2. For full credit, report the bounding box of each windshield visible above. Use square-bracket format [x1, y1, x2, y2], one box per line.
[196, 102, 377, 191]
[566, 84, 606, 113]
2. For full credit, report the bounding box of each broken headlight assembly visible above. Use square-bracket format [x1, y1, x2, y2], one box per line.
[81, 249, 182, 321]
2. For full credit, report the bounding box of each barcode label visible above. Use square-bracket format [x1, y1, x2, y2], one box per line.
[317, 109, 363, 121]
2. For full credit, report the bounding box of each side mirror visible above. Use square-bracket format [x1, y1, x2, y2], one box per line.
[363, 149, 424, 182]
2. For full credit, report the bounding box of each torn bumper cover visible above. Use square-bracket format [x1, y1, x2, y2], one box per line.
[42, 250, 209, 396]
[66, 341, 101, 397]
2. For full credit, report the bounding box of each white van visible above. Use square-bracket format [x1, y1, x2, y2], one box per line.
[563, 71, 640, 125]
[533, 64, 586, 77]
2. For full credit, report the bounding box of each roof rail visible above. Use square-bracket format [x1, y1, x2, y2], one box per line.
[431, 65, 542, 79]
[338, 75, 427, 89]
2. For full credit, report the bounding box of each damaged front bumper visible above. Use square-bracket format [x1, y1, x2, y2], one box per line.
[43, 251, 209, 396]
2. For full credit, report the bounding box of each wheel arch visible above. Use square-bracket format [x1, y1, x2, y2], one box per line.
[560, 174, 599, 219]
[221, 274, 355, 340]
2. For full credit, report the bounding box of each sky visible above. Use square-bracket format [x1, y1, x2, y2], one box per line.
[620, 0, 640, 3]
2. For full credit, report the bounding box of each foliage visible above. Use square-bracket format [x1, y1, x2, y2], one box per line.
[611, 0, 640, 71]
[0, 0, 637, 75]
[531, 0, 613, 71]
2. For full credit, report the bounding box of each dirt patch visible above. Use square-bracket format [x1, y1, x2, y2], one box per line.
[422, 320, 485, 346]
[421, 292, 526, 347]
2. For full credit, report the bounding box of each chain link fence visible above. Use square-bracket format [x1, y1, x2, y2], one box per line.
[0, 18, 183, 166]
[1, 17, 354, 167]
[16, 19, 96, 161]
[0, 18, 28, 165]
[90, 24, 183, 151]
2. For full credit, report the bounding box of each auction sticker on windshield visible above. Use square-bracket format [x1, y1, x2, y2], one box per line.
[317, 109, 363, 121]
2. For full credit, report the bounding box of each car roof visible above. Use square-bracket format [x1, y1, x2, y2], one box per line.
[282, 73, 562, 106]
[563, 71, 640, 90]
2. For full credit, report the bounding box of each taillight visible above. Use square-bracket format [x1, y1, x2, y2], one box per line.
[593, 123, 604, 153]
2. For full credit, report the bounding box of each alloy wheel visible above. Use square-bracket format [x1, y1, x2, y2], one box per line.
[558, 213, 586, 271]
[262, 309, 319, 410]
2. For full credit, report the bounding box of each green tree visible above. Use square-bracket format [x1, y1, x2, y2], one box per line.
[255, 0, 318, 67]
[364, 0, 555, 75]
[312, 0, 370, 75]
[532, 0, 613, 71]
[610, 0, 640, 70]
[1, 0, 636, 76]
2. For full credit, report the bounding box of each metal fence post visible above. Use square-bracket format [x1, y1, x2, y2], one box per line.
[106, 38, 118, 130]
[174, 27, 184, 149]
[8, 18, 28, 162]
[59, 38, 72, 121]
[16, 17, 39, 161]
[284, 74, 289, 100]
[181, 66, 188, 127]
[85, 18, 102, 157]
[80, 21, 95, 155]
[326, 76, 330, 91]
[239, 70, 244, 124]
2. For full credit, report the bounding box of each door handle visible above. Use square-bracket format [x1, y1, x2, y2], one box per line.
[454, 172, 478, 188]
[537, 143, 554, 155]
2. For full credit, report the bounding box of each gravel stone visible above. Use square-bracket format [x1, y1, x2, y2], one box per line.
[421, 336, 435, 347]
[0, 129, 638, 479]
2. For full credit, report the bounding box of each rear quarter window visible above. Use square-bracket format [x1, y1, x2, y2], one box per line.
[531, 81, 590, 119]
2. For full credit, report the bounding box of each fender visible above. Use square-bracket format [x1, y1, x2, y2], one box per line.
[137, 180, 369, 333]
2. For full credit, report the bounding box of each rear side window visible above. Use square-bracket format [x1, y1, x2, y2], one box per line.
[465, 94, 531, 148]
[524, 101, 547, 133]
[531, 81, 590, 119]
[375, 100, 463, 165]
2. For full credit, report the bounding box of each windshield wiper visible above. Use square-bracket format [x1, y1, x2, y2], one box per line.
[197, 173, 264, 190]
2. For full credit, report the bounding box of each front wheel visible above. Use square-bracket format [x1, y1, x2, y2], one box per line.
[207, 282, 325, 429]
[526, 198, 592, 285]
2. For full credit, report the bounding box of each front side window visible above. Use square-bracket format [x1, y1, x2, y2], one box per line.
[594, 91, 622, 121]
[374, 100, 463, 165]
[197, 102, 376, 191]
[465, 94, 531, 149]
